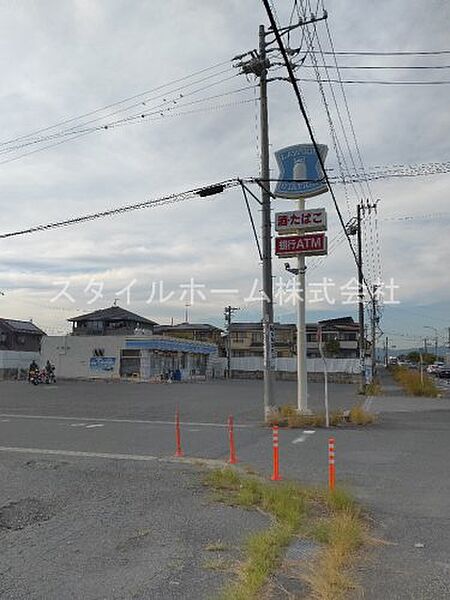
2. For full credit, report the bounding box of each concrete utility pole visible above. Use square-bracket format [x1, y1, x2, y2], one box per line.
[356, 203, 365, 388]
[384, 336, 389, 367]
[258, 24, 275, 417]
[224, 306, 240, 379]
[347, 203, 366, 388]
[234, 14, 327, 417]
[371, 284, 378, 380]
[424, 338, 428, 354]
[424, 325, 439, 359]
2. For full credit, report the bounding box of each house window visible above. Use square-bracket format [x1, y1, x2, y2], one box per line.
[231, 332, 246, 343]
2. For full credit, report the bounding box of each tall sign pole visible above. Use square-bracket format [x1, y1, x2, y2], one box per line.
[259, 24, 275, 417]
[274, 144, 328, 414]
[296, 197, 307, 412]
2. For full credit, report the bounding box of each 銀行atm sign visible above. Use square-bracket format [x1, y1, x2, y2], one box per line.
[275, 208, 327, 234]
[275, 233, 327, 257]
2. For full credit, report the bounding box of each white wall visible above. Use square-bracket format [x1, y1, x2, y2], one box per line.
[41, 336, 122, 379]
[216, 356, 361, 374]
[0, 350, 41, 378]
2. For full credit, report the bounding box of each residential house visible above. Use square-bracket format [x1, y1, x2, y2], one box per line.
[154, 322, 223, 346]
[228, 316, 361, 359]
[68, 305, 158, 336]
[0, 318, 46, 379]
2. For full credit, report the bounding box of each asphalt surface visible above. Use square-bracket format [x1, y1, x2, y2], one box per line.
[0, 378, 361, 423]
[0, 375, 449, 599]
[0, 455, 266, 600]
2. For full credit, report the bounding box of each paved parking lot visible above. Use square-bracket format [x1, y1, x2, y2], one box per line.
[1, 377, 449, 599]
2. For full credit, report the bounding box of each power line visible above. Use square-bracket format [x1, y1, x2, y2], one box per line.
[260, 0, 374, 301]
[301, 64, 450, 69]
[0, 96, 257, 166]
[0, 59, 233, 148]
[0, 179, 242, 239]
[0, 81, 253, 156]
[296, 77, 450, 84]
[307, 50, 450, 56]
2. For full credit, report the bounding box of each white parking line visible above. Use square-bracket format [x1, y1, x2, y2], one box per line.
[292, 429, 316, 444]
[85, 424, 104, 429]
[292, 435, 305, 444]
[0, 413, 255, 429]
[0, 446, 159, 462]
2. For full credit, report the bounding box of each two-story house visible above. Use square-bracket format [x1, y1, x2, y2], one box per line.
[68, 305, 158, 336]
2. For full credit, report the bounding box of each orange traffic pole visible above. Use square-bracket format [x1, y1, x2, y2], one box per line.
[271, 425, 282, 481]
[228, 415, 237, 464]
[175, 407, 184, 457]
[328, 437, 335, 490]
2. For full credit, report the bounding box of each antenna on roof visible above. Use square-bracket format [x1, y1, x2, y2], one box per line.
[113, 298, 118, 306]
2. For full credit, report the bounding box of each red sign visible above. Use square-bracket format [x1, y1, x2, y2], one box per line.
[275, 208, 327, 233]
[275, 233, 327, 257]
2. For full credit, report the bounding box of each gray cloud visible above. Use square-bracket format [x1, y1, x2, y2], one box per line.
[0, 0, 448, 348]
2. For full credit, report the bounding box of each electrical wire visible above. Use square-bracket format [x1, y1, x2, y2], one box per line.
[260, 0, 374, 301]
[296, 77, 450, 84]
[0, 59, 233, 148]
[0, 73, 244, 155]
[0, 179, 242, 239]
[300, 64, 450, 70]
[0, 95, 257, 166]
[307, 50, 450, 56]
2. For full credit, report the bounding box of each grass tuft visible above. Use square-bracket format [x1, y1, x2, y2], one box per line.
[364, 380, 383, 396]
[349, 404, 377, 425]
[269, 404, 376, 428]
[205, 467, 367, 600]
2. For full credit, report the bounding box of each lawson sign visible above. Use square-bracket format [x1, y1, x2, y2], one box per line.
[274, 144, 328, 199]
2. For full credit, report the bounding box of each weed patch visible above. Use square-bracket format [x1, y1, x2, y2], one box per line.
[391, 366, 439, 397]
[204, 468, 367, 600]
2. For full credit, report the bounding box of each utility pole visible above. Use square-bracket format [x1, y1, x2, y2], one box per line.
[424, 338, 428, 354]
[371, 284, 378, 381]
[224, 306, 240, 379]
[233, 14, 327, 417]
[259, 24, 275, 417]
[384, 336, 389, 367]
[356, 204, 365, 388]
[347, 204, 365, 389]
[234, 27, 274, 416]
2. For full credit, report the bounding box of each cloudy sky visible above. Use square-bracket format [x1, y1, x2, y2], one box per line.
[0, 0, 448, 349]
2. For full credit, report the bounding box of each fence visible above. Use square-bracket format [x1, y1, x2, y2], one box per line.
[213, 356, 363, 383]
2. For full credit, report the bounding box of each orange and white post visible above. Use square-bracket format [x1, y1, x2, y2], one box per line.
[328, 437, 335, 490]
[175, 407, 184, 457]
[271, 425, 282, 481]
[228, 415, 238, 464]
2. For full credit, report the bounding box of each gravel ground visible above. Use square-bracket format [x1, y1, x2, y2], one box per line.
[0, 454, 267, 600]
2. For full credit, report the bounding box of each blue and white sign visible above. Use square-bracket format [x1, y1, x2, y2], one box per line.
[274, 144, 328, 199]
[90, 357, 116, 372]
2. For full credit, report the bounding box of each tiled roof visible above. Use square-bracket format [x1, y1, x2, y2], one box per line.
[68, 306, 158, 326]
[0, 318, 46, 335]
[155, 322, 222, 332]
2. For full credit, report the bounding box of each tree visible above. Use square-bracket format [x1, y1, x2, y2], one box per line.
[406, 351, 420, 364]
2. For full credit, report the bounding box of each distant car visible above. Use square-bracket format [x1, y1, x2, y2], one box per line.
[436, 369, 450, 379]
